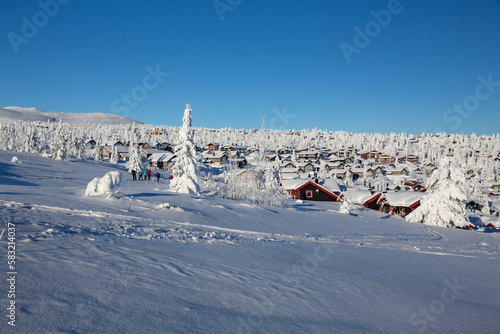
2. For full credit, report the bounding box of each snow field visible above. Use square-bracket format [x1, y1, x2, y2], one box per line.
[0, 150, 499, 333]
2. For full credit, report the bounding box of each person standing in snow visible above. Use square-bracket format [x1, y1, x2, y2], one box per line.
[131, 170, 137, 181]
[143, 170, 147, 181]
[138, 170, 143, 181]
[147, 169, 151, 181]
[155, 171, 160, 184]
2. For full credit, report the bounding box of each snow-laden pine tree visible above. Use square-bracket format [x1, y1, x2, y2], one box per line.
[110, 145, 119, 164]
[339, 196, 351, 214]
[261, 163, 287, 207]
[406, 157, 471, 228]
[170, 103, 200, 195]
[318, 159, 328, 179]
[126, 139, 143, 173]
[93, 140, 102, 161]
[50, 120, 67, 160]
[23, 125, 36, 153]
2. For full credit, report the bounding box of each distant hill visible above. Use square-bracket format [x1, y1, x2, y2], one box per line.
[0, 106, 143, 125]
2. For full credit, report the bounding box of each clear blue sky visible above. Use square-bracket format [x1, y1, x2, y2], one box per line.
[2, 0, 500, 135]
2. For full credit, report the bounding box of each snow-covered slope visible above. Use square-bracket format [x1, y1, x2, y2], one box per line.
[1, 150, 499, 333]
[0, 106, 142, 125]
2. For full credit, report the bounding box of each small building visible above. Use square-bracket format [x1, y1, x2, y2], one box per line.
[280, 162, 297, 170]
[148, 153, 176, 170]
[378, 192, 424, 217]
[204, 143, 220, 151]
[140, 148, 163, 159]
[86, 139, 96, 149]
[282, 179, 342, 202]
[360, 150, 382, 160]
[100, 144, 128, 160]
[229, 157, 248, 168]
[412, 184, 427, 192]
[202, 150, 228, 165]
[376, 154, 396, 163]
[297, 162, 315, 172]
[148, 127, 164, 136]
[343, 190, 382, 211]
[280, 167, 299, 180]
[398, 154, 420, 164]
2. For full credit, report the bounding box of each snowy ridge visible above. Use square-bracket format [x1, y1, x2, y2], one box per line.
[0, 106, 142, 125]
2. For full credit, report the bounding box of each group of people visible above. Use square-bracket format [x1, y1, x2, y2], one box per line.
[131, 169, 173, 184]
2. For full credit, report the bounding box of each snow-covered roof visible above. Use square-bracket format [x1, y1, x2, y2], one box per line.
[147, 153, 175, 163]
[281, 179, 309, 191]
[103, 145, 128, 153]
[318, 178, 342, 193]
[343, 190, 381, 205]
[380, 191, 424, 207]
[202, 151, 227, 158]
[281, 167, 299, 173]
[141, 148, 163, 154]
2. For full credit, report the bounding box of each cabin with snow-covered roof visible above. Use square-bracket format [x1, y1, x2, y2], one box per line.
[375, 154, 396, 163]
[378, 192, 424, 217]
[202, 150, 228, 165]
[282, 179, 343, 202]
[343, 190, 382, 211]
[148, 153, 176, 170]
[398, 154, 419, 164]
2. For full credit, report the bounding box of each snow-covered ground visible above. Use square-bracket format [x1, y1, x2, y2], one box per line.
[1, 150, 499, 333]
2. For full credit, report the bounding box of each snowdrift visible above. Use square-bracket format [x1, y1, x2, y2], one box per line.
[85, 171, 122, 196]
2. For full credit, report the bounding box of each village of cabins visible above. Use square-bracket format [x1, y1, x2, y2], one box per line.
[90, 131, 500, 220]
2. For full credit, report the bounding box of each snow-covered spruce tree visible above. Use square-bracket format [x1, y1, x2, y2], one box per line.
[339, 195, 351, 214]
[318, 158, 328, 179]
[23, 124, 36, 153]
[126, 139, 143, 173]
[170, 103, 200, 195]
[406, 157, 471, 228]
[261, 163, 287, 207]
[50, 120, 67, 160]
[93, 140, 102, 161]
[110, 145, 119, 164]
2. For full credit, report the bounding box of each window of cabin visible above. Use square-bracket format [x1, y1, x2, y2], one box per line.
[305, 190, 313, 199]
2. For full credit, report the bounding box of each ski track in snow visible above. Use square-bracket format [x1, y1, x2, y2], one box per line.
[1, 199, 498, 260]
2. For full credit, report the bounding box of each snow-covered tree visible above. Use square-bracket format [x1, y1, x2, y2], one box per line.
[94, 140, 102, 161]
[110, 145, 119, 164]
[50, 121, 67, 160]
[126, 140, 143, 173]
[170, 103, 200, 195]
[261, 163, 287, 206]
[339, 195, 351, 214]
[318, 159, 328, 179]
[406, 157, 471, 228]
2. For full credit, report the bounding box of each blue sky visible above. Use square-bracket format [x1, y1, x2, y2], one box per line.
[2, 0, 500, 135]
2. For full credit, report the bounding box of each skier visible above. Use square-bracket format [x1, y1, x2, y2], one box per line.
[138, 170, 143, 181]
[131, 170, 137, 181]
[155, 171, 160, 184]
[143, 170, 147, 181]
[147, 169, 151, 181]
[169, 174, 173, 180]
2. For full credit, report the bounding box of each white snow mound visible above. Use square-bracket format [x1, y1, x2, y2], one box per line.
[85, 171, 122, 196]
